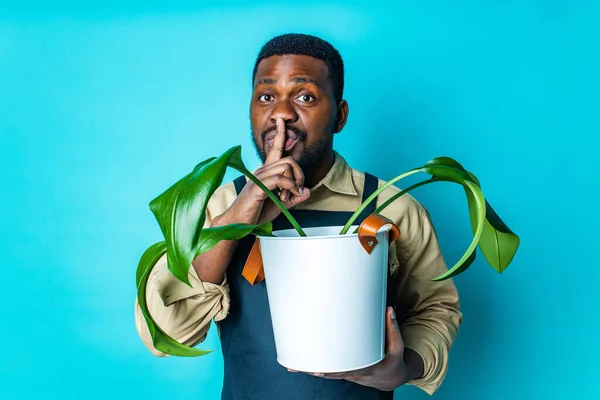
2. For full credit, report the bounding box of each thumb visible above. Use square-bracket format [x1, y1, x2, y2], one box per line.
[284, 187, 311, 208]
[385, 306, 404, 355]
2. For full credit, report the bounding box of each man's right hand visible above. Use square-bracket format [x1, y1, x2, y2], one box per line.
[193, 118, 310, 284]
[219, 117, 311, 226]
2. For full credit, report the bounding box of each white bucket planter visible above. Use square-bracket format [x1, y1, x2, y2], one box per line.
[256, 224, 393, 373]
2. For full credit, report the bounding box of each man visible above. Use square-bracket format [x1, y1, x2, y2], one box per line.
[135, 33, 461, 399]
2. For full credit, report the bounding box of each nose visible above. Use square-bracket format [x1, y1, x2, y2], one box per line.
[270, 98, 298, 125]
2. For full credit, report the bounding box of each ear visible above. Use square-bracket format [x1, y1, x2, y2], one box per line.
[333, 100, 349, 134]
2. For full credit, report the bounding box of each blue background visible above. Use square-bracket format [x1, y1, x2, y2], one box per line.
[1, 1, 598, 399]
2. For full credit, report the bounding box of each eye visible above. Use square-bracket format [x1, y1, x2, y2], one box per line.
[259, 94, 274, 102]
[297, 94, 315, 103]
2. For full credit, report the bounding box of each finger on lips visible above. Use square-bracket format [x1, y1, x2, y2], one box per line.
[265, 117, 287, 164]
[270, 118, 288, 200]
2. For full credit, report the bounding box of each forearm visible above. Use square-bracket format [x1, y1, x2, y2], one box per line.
[192, 212, 240, 284]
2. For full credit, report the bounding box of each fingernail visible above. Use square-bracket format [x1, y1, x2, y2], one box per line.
[391, 308, 396, 320]
[299, 186, 304, 195]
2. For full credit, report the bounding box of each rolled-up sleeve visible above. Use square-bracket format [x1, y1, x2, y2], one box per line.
[134, 254, 231, 357]
[391, 206, 462, 395]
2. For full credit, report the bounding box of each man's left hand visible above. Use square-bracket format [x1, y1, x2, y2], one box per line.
[289, 306, 421, 392]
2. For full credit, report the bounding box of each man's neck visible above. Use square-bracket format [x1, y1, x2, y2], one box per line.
[303, 151, 335, 189]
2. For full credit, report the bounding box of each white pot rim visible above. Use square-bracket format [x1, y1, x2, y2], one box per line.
[257, 232, 358, 241]
[257, 225, 392, 241]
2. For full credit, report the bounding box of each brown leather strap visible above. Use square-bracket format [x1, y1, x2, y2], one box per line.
[358, 214, 401, 254]
[241, 238, 265, 285]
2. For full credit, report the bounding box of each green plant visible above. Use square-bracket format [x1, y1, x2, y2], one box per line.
[136, 145, 519, 357]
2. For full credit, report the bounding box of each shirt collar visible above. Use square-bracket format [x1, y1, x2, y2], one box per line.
[311, 151, 358, 196]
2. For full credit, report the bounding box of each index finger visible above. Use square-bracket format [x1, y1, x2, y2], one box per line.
[265, 117, 287, 165]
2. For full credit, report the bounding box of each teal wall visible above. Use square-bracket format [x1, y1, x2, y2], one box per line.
[1, 1, 598, 399]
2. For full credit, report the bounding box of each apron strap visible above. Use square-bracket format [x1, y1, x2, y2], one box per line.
[233, 174, 247, 196]
[356, 172, 379, 221]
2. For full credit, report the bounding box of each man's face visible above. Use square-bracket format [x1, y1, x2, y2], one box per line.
[250, 54, 341, 170]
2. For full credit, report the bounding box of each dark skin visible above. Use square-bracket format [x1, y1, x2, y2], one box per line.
[250, 54, 344, 188]
[192, 54, 424, 391]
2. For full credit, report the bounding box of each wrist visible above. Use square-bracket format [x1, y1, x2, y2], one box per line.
[215, 207, 256, 227]
[212, 211, 243, 227]
[211, 212, 231, 227]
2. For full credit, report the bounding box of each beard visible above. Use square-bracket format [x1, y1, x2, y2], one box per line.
[251, 124, 332, 171]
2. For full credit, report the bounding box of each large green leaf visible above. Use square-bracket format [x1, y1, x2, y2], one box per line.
[476, 204, 520, 272]
[411, 167, 486, 280]
[148, 157, 217, 286]
[150, 146, 247, 286]
[425, 157, 479, 183]
[136, 241, 214, 357]
[425, 157, 520, 273]
[136, 222, 274, 357]
[425, 179, 486, 281]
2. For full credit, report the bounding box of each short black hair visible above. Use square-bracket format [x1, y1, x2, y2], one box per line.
[252, 33, 345, 103]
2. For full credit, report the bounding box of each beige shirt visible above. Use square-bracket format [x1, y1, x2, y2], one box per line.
[134, 151, 462, 395]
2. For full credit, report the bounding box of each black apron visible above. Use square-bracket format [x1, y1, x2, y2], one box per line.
[219, 173, 394, 400]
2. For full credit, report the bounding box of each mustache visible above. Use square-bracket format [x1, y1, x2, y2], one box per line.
[261, 124, 307, 142]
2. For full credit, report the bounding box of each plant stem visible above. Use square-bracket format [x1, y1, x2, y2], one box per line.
[351, 177, 450, 233]
[431, 180, 485, 281]
[231, 166, 307, 237]
[340, 167, 423, 234]
[373, 177, 449, 215]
